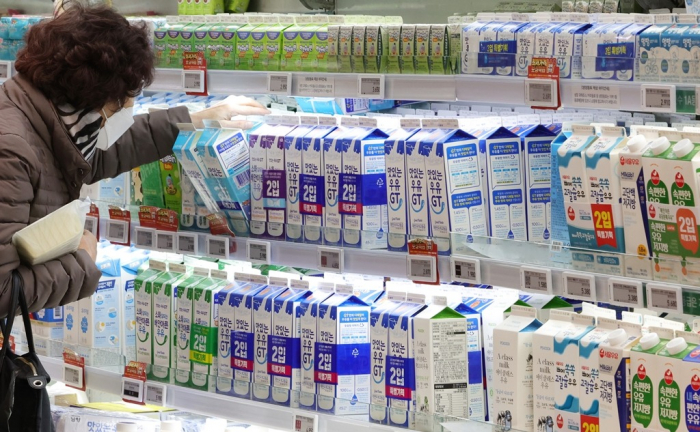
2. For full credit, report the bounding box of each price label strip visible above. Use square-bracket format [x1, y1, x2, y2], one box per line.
[104, 220, 129, 244]
[177, 232, 198, 255]
[247, 239, 271, 264]
[292, 413, 318, 432]
[317, 246, 344, 273]
[642, 84, 675, 113]
[206, 235, 230, 259]
[563, 271, 596, 302]
[0, 61, 11, 80]
[608, 278, 644, 308]
[358, 75, 385, 99]
[156, 231, 176, 253]
[144, 381, 167, 407]
[268, 72, 292, 95]
[525, 78, 559, 108]
[450, 256, 481, 284]
[407, 255, 436, 283]
[646, 283, 682, 313]
[520, 266, 552, 294]
[134, 227, 155, 250]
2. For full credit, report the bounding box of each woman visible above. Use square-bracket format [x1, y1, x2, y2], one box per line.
[0, 5, 268, 317]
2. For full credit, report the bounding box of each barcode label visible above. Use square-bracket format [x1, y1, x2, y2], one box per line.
[247, 240, 270, 264]
[642, 85, 675, 112]
[207, 236, 229, 259]
[317, 246, 344, 273]
[182, 70, 204, 92]
[156, 232, 175, 252]
[563, 271, 596, 301]
[177, 233, 198, 255]
[450, 256, 481, 284]
[520, 266, 552, 294]
[268, 72, 292, 95]
[407, 255, 436, 283]
[121, 377, 144, 403]
[135, 228, 155, 249]
[235, 170, 251, 188]
[105, 220, 128, 244]
[550, 240, 563, 253]
[53, 307, 63, 320]
[144, 382, 167, 407]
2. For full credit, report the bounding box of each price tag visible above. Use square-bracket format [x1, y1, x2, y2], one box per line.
[182, 69, 205, 93]
[247, 239, 271, 264]
[292, 413, 318, 432]
[525, 78, 558, 108]
[608, 278, 644, 308]
[206, 235, 229, 259]
[642, 84, 675, 112]
[297, 76, 335, 97]
[177, 232, 198, 255]
[646, 283, 682, 313]
[84, 216, 98, 237]
[317, 246, 344, 273]
[144, 382, 167, 407]
[0, 61, 10, 80]
[62, 350, 85, 391]
[121, 377, 144, 404]
[104, 220, 129, 244]
[407, 255, 436, 283]
[156, 231, 176, 253]
[563, 271, 596, 301]
[550, 240, 563, 253]
[520, 266, 552, 294]
[450, 256, 481, 284]
[268, 72, 292, 95]
[134, 227, 155, 250]
[358, 75, 385, 99]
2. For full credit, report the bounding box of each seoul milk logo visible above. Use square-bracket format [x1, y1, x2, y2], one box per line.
[599, 348, 619, 359]
[568, 206, 576, 221]
[676, 172, 685, 188]
[556, 414, 563, 429]
[651, 170, 660, 185]
[649, 204, 657, 218]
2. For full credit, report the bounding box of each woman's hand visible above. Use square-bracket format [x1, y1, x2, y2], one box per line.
[78, 230, 97, 261]
[189, 95, 270, 129]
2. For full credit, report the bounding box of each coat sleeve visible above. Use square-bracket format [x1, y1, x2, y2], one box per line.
[0, 134, 102, 318]
[86, 106, 191, 184]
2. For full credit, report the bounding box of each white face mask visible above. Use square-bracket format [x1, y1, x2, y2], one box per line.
[95, 106, 134, 150]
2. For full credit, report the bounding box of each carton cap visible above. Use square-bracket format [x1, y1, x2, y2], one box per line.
[673, 138, 694, 158]
[666, 337, 688, 355]
[626, 135, 648, 153]
[649, 136, 671, 155]
[640, 332, 660, 350]
[607, 328, 628, 346]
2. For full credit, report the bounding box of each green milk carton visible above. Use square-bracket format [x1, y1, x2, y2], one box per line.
[400, 24, 416, 74]
[154, 17, 174, 68]
[204, 15, 225, 70]
[280, 17, 301, 72]
[200, 0, 224, 15]
[159, 154, 182, 214]
[166, 18, 187, 68]
[656, 333, 698, 432]
[326, 15, 344, 73]
[429, 24, 449, 74]
[192, 15, 209, 58]
[337, 20, 354, 73]
[236, 15, 264, 70]
[178, 20, 202, 68]
[264, 15, 293, 72]
[299, 17, 322, 72]
[364, 17, 389, 73]
[312, 19, 329, 72]
[140, 160, 166, 207]
[415, 24, 431, 74]
[386, 18, 402, 74]
[352, 21, 367, 73]
[220, 15, 246, 70]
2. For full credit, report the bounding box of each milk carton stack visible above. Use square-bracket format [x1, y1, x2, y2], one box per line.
[284, 116, 319, 243]
[635, 14, 676, 83]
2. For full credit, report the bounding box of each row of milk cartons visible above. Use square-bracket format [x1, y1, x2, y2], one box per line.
[492, 303, 696, 432]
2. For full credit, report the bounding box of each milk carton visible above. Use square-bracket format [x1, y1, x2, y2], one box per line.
[340, 127, 390, 249]
[552, 313, 596, 432]
[63, 301, 79, 346]
[515, 22, 547, 77]
[493, 306, 542, 431]
[414, 304, 470, 432]
[680, 341, 700, 432]
[631, 327, 675, 432]
[533, 310, 575, 430]
[299, 288, 335, 410]
[268, 287, 312, 407]
[284, 118, 318, 242]
[636, 20, 675, 82]
[452, 301, 487, 422]
[405, 129, 442, 241]
[300, 121, 338, 244]
[134, 262, 164, 365]
[315, 293, 371, 415]
[369, 297, 403, 424]
[385, 123, 421, 252]
[251, 285, 288, 402]
[31, 307, 63, 340]
[79, 254, 122, 351]
[215, 280, 249, 394]
[656, 335, 698, 432]
[400, 25, 417, 74]
[598, 320, 643, 432]
[387, 301, 428, 428]
[414, 24, 431, 74]
[321, 126, 355, 246]
[536, 22, 565, 57]
[552, 20, 591, 79]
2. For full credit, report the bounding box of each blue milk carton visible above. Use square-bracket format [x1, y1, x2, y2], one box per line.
[252, 285, 289, 403]
[285, 117, 319, 242]
[405, 129, 443, 242]
[322, 125, 359, 247]
[551, 17, 592, 79]
[461, 18, 495, 75]
[215, 280, 250, 395]
[269, 287, 313, 407]
[515, 21, 548, 77]
[494, 21, 529, 77]
[635, 16, 675, 82]
[300, 287, 335, 410]
[229, 282, 267, 399]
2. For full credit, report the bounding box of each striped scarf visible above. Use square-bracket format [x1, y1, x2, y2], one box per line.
[55, 104, 103, 161]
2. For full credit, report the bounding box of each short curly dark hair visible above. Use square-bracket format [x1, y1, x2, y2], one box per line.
[15, 4, 154, 111]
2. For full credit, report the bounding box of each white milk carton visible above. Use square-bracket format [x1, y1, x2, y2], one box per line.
[515, 22, 548, 77]
[119, 251, 150, 360]
[636, 19, 675, 82]
[369, 296, 403, 424]
[268, 287, 312, 407]
[493, 305, 542, 431]
[453, 301, 487, 422]
[461, 19, 493, 74]
[173, 268, 207, 387]
[79, 254, 122, 351]
[618, 135, 654, 279]
[387, 301, 428, 428]
[536, 22, 565, 57]
[63, 301, 80, 346]
[284, 117, 318, 242]
[405, 129, 444, 240]
[483, 126, 528, 240]
[228, 281, 267, 398]
[598, 320, 643, 432]
[533, 310, 575, 431]
[322, 126, 357, 247]
[300, 121, 338, 244]
[494, 21, 529, 76]
[315, 293, 372, 415]
[385, 122, 421, 252]
[215, 280, 249, 395]
[133, 262, 164, 365]
[414, 304, 470, 432]
[631, 327, 675, 432]
[660, 23, 694, 83]
[252, 285, 288, 402]
[552, 20, 592, 79]
[552, 313, 596, 432]
[299, 287, 334, 410]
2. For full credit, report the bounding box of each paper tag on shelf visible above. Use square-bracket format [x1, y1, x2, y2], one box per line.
[297, 76, 335, 97]
[182, 69, 205, 93]
[122, 361, 147, 404]
[84, 215, 98, 238]
[134, 227, 155, 250]
[293, 413, 318, 432]
[642, 84, 675, 112]
[156, 231, 176, 253]
[450, 256, 481, 284]
[520, 266, 552, 294]
[407, 239, 439, 284]
[525, 78, 558, 109]
[177, 232, 198, 255]
[570, 84, 621, 110]
[563, 271, 596, 301]
[144, 381, 167, 407]
[317, 246, 343, 273]
[268, 72, 292, 95]
[206, 235, 230, 259]
[62, 349, 85, 391]
[182, 51, 207, 95]
[247, 239, 271, 264]
[646, 283, 682, 313]
[358, 75, 385, 99]
[0, 61, 11, 80]
[104, 220, 129, 245]
[608, 278, 644, 308]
